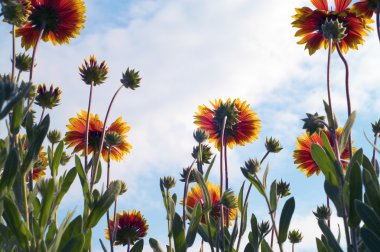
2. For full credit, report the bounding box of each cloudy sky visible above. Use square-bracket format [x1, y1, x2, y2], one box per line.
[1, 0, 380, 251]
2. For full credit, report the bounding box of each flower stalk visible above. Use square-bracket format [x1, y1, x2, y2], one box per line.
[11, 25, 16, 81]
[85, 82, 94, 172]
[219, 116, 227, 248]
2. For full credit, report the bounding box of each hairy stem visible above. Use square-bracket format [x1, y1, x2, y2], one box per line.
[182, 159, 196, 228]
[11, 25, 15, 81]
[224, 145, 229, 226]
[85, 82, 94, 173]
[372, 134, 379, 176]
[106, 148, 114, 252]
[166, 188, 173, 252]
[219, 116, 227, 249]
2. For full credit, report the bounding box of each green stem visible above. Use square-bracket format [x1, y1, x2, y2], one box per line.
[22, 176, 29, 228]
[326, 39, 333, 228]
[224, 145, 229, 226]
[106, 148, 114, 252]
[372, 134, 379, 176]
[182, 159, 196, 228]
[39, 107, 45, 125]
[219, 116, 227, 250]
[205, 213, 215, 252]
[16, 70, 22, 84]
[166, 188, 173, 252]
[85, 82, 94, 173]
[11, 25, 16, 81]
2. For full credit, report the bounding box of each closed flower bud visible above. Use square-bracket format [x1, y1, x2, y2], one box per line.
[220, 189, 237, 209]
[191, 144, 213, 165]
[47, 129, 61, 144]
[288, 230, 303, 244]
[302, 113, 325, 135]
[162, 176, 176, 190]
[79, 55, 108, 86]
[322, 19, 347, 42]
[2, 0, 31, 26]
[0, 74, 17, 100]
[120, 68, 141, 90]
[372, 119, 380, 136]
[258, 220, 271, 236]
[119, 181, 128, 195]
[13, 52, 33, 72]
[265, 137, 283, 153]
[313, 205, 332, 221]
[105, 131, 122, 147]
[180, 167, 196, 183]
[35, 84, 62, 109]
[242, 158, 261, 175]
[193, 128, 209, 143]
[60, 152, 71, 166]
[26, 84, 36, 100]
[277, 179, 291, 198]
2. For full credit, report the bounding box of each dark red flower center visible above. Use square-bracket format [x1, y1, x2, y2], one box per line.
[30, 5, 59, 32]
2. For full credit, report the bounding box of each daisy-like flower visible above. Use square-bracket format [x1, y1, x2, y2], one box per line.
[1, 0, 31, 26]
[105, 210, 148, 246]
[185, 182, 237, 226]
[292, 0, 373, 55]
[32, 148, 47, 181]
[64, 111, 132, 162]
[16, 0, 86, 49]
[351, 0, 378, 18]
[293, 128, 353, 177]
[194, 98, 261, 150]
[79, 55, 108, 85]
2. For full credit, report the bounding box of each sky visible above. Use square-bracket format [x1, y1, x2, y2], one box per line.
[1, 0, 380, 251]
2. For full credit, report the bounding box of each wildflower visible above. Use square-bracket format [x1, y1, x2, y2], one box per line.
[194, 98, 261, 149]
[301, 113, 325, 135]
[13, 52, 33, 72]
[321, 19, 347, 42]
[372, 119, 380, 136]
[288, 230, 303, 244]
[120, 68, 141, 90]
[313, 204, 332, 221]
[220, 189, 238, 209]
[185, 182, 237, 226]
[35, 84, 61, 109]
[79, 55, 108, 85]
[16, 0, 86, 49]
[293, 128, 353, 176]
[47, 129, 61, 144]
[1, 0, 30, 26]
[180, 167, 196, 183]
[162, 176, 176, 190]
[105, 210, 148, 246]
[27, 148, 47, 181]
[351, 0, 378, 19]
[105, 131, 123, 147]
[241, 158, 261, 175]
[191, 144, 213, 165]
[258, 221, 271, 237]
[292, 0, 373, 55]
[277, 179, 291, 198]
[193, 128, 209, 143]
[64, 111, 132, 162]
[265, 137, 283, 153]
[60, 152, 71, 166]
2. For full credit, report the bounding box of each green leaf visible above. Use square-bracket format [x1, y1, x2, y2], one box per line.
[311, 144, 339, 187]
[250, 213, 259, 251]
[228, 217, 239, 252]
[262, 164, 270, 190]
[316, 237, 329, 252]
[74, 155, 90, 206]
[278, 197, 295, 244]
[204, 155, 216, 182]
[39, 179, 55, 233]
[52, 168, 77, 216]
[348, 163, 362, 227]
[360, 227, 380, 252]
[324, 180, 344, 217]
[338, 111, 356, 154]
[362, 169, 380, 215]
[241, 168, 265, 196]
[320, 131, 337, 163]
[186, 202, 202, 247]
[60, 234, 84, 252]
[0, 82, 31, 119]
[86, 180, 121, 229]
[149, 238, 165, 252]
[260, 239, 273, 252]
[194, 170, 211, 209]
[172, 213, 187, 252]
[10, 98, 24, 134]
[318, 220, 343, 252]
[130, 239, 144, 252]
[238, 181, 245, 213]
[323, 100, 338, 130]
[355, 200, 380, 237]
[0, 149, 19, 193]
[47, 211, 75, 252]
[270, 180, 277, 212]
[241, 203, 248, 236]
[362, 155, 379, 191]
[51, 141, 64, 177]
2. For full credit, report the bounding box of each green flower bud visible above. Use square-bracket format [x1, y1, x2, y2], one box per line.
[35, 84, 62, 109]
[120, 68, 141, 90]
[288, 230, 303, 244]
[191, 144, 213, 165]
[0, 74, 17, 100]
[258, 220, 271, 237]
[265, 137, 283, 153]
[162, 176, 176, 190]
[242, 158, 261, 175]
[105, 131, 123, 147]
[372, 119, 380, 136]
[193, 128, 209, 143]
[2, 0, 31, 26]
[220, 189, 237, 209]
[60, 152, 71, 166]
[180, 167, 196, 183]
[302, 113, 325, 135]
[277, 179, 291, 198]
[47, 129, 61, 144]
[79, 55, 108, 86]
[119, 181, 128, 195]
[13, 52, 33, 72]
[313, 205, 332, 221]
[322, 19, 347, 43]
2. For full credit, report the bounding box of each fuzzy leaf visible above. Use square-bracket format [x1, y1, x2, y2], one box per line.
[270, 180, 277, 212]
[0, 149, 19, 193]
[261, 239, 273, 252]
[130, 239, 144, 252]
[278, 197, 295, 244]
[355, 200, 380, 237]
[194, 170, 211, 209]
[51, 141, 64, 177]
[172, 213, 187, 252]
[360, 227, 380, 252]
[0, 82, 31, 119]
[311, 143, 339, 187]
[338, 111, 355, 154]
[186, 202, 202, 247]
[39, 179, 55, 233]
[362, 169, 380, 216]
[318, 220, 343, 252]
[324, 180, 344, 217]
[149, 238, 165, 252]
[10, 98, 24, 134]
[348, 163, 362, 227]
[204, 155, 216, 182]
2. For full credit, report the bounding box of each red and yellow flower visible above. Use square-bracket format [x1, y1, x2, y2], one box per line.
[105, 210, 148, 246]
[194, 98, 261, 150]
[293, 128, 354, 177]
[351, 0, 378, 18]
[292, 0, 373, 55]
[16, 0, 86, 49]
[64, 111, 131, 162]
[32, 148, 48, 181]
[185, 182, 237, 226]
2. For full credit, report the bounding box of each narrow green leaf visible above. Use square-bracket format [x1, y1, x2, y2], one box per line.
[324, 180, 344, 217]
[75, 155, 90, 206]
[318, 220, 343, 252]
[39, 179, 55, 232]
[241, 168, 265, 196]
[263, 164, 270, 189]
[362, 170, 380, 216]
[355, 200, 380, 237]
[270, 180, 277, 212]
[130, 239, 144, 252]
[0, 149, 19, 193]
[320, 131, 337, 162]
[0, 82, 31, 119]
[228, 217, 239, 252]
[250, 213, 259, 251]
[172, 213, 187, 252]
[278, 197, 295, 244]
[261, 239, 273, 252]
[316, 237, 328, 252]
[186, 202, 202, 247]
[10, 98, 24, 134]
[194, 170, 211, 209]
[311, 144, 339, 187]
[51, 141, 64, 177]
[338, 111, 356, 154]
[360, 227, 380, 252]
[52, 168, 77, 215]
[149, 238, 165, 252]
[204, 155, 216, 182]
[238, 181, 245, 213]
[348, 163, 362, 227]
[59, 234, 84, 252]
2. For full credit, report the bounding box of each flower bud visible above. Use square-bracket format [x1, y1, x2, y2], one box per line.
[220, 189, 237, 209]
[79, 55, 108, 86]
[105, 131, 122, 147]
[313, 205, 332, 221]
[120, 68, 141, 90]
[119, 181, 128, 195]
[322, 19, 347, 42]
[47, 129, 61, 144]
[258, 220, 271, 236]
[277, 179, 291, 198]
[13, 52, 33, 72]
[191, 144, 213, 165]
[288, 230, 303, 244]
[35, 84, 62, 109]
[162, 176, 176, 190]
[301, 113, 325, 135]
[1, 0, 31, 26]
[60, 152, 72, 166]
[193, 128, 209, 143]
[0, 74, 17, 100]
[265, 137, 283, 153]
[372, 119, 380, 136]
[180, 167, 196, 183]
[242, 158, 261, 175]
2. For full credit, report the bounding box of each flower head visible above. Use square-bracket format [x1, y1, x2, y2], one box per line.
[180, 167, 196, 183]
[0, 74, 17, 100]
[313, 204, 332, 220]
[185, 181, 237, 226]
[162, 176, 176, 190]
[120, 68, 141, 90]
[265, 137, 283, 153]
[293, 128, 353, 177]
[371, 118, 380, 136]
[16, 0, 86, 49]
[13, 52, 33, 72]
[105, 210, 148, 246]
[32, 148, 47, 181]
[2, 0, 31, 26]
[241, 158, 261, 175]
[64, 111, 132, 162]
[35, 84, 61, 109]
[277, 179, 291, 198]
[288, 230, 303, 244]
[47, 129, 61, 144]
[79, 55, 108, 85]
[193, 128, 209, 144]
[191, 144, 213, 165]
[292, 0, 373, 55]
[351, 0, 378, 19]
[105, 131, 123, 147]
[194, 98, 261, 150]
[302, 113, 325, 135]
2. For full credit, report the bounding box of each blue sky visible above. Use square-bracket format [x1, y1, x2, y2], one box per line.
[1, 0, 380, 251]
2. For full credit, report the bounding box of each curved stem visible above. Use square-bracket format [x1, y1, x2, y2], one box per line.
[335, 42, 353, 158]
[224, 145, 229, 226]
[16, 70, 22, 84]
[90, 85, 124, 193]
[11, 25, 16, 81]
[112, 197, 119, 243]
[85, 83, 94, 173]
[372, 135, 379, 176]
[39, 107, 45, 125]
[182, 159, 196, 228]
[106, 148, 114, 252]
[376, 3, 380, 42]
[166, 188, 173, 252]
[219, 116, 227, 248]
[326, 39, 333, 228]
